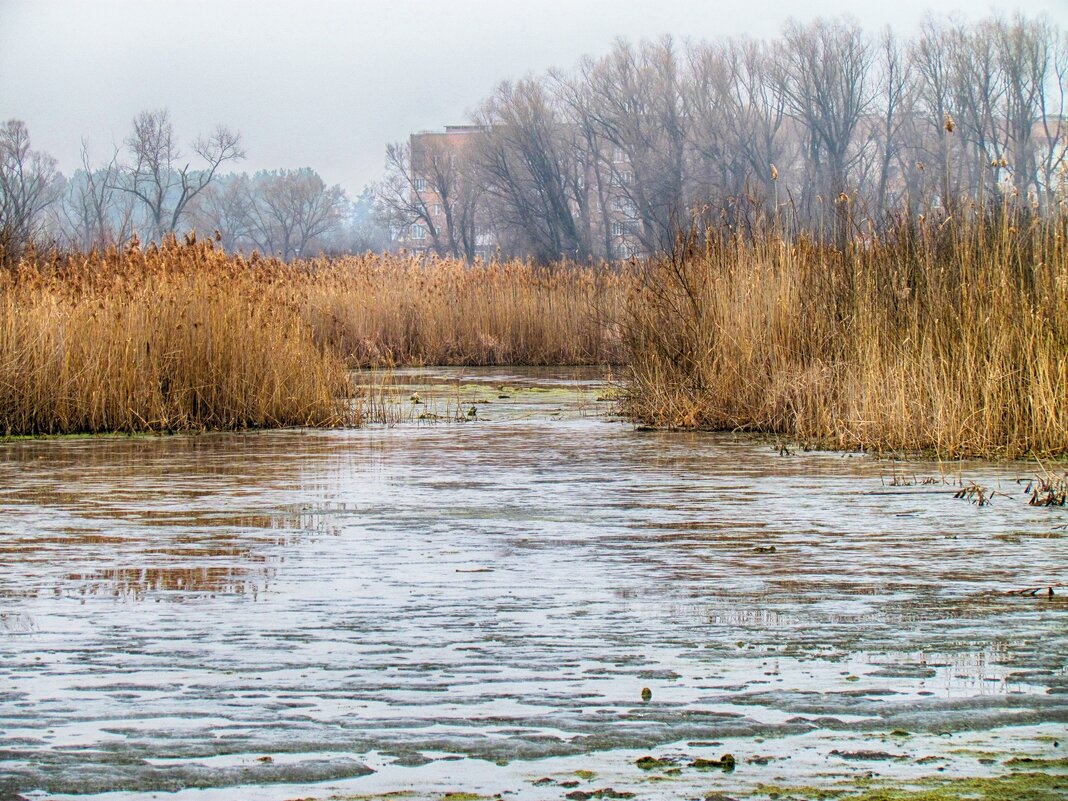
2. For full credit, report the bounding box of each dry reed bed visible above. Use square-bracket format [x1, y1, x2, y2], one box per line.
[293, 254, 626, 366]
[0, 240, 625, 435]
[622, 211, 1068, 458]
[0, 240, 355, 434]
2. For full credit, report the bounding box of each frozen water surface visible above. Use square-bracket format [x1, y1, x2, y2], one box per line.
[0, 368, 1065, 799]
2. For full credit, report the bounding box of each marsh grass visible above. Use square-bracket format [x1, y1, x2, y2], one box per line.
[8, 207, 1068, 454]
[622, 207, 1068, 459]
[294, 254, 626, 367]
[0, 238, 357, 434]
[0, 238, 624, 435]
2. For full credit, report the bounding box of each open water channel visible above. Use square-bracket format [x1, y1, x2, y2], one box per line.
[1, 368, 1065, 800]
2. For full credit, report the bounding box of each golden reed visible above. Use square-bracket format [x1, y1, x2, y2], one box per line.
[6, 210, 1066, 459]
[621, 208, 1068, 459]
[0, 237, 625, 435]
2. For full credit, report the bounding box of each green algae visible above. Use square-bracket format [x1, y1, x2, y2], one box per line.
[1, 430, 160, 442]
[755, 771, 1068, 801]
[1004, 756, 1068, 769]
[635, 756, 674, 770]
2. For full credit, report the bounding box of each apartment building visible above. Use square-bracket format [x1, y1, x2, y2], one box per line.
[398, 125, 496, 260]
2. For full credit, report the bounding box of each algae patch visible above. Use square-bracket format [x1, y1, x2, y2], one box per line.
[756, 771, 1068, 801]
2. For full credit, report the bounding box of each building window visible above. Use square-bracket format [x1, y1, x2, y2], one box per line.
[410, 224, 427, 240]
[433, 204, 442, 217]
[414, 177, 428, 192]
[612, 222, 624, 237]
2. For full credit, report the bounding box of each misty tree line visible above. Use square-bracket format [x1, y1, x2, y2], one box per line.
[3, 13, 1067, 266]
[0, 109, 388, 265]
[378, 13, 1068, 261]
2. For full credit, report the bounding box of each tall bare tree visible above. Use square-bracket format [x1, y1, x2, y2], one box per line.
[52, 141, 136, 250]
[113, 109, 244, 240]
[191, 173, 255, 251]
[474, 78, 591, 261]
[993, 14, 1068, 206]
[686, 38, 791, 228]
[0, 119, 60, 263]
[377, 136, 483, 260]
[778, 18, 874, 241]
[245, 168, 347, 260]
[581, 37, 689, 252]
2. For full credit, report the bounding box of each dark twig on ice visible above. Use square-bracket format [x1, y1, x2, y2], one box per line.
[1006, 582, 1067, 597]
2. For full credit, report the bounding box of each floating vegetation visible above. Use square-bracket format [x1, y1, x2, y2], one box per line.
[1007, 582, 1066, 597]
[564, 790, 635, 800]
[886, 473, 942, 487]
[635, 755, 674, 771]
[1023, 473, 1068, 507]
[690, 753, 736, 772]
[954, 481, 994, 506]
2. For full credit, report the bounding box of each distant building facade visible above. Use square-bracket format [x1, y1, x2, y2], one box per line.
[397, 125, 496, 260]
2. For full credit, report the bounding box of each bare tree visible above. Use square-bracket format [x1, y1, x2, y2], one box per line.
[473, 78, 591, 261]
[52, 141, 136, 250]
[778, 18, 874, 241]
[113, 109, 244, 240]
[191, 173, 255, 251]
[321, 187, 394, 254]
[993, 14, 1068, 206]
[0, 119, 60, 263]
[245, 168, 347, 260]
[946, 21, 1006, 203]
[686, 38, 791, 228]
[910, 18, 965, 213]
[551, 67, 619, 259]
[581, 37, 689, 252]
[867, 30, 915, 220]
[377, 136, 483, 260]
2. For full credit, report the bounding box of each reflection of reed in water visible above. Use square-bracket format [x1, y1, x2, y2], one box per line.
[66, 563, 276, 600]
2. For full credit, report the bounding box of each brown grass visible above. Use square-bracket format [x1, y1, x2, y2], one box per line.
[622, 208, 1068, 459]
[292, 253, 626, 367]
[0, 238, 356, 434]
[9, 210, 1066, 458]
[0, 238, 625, 435]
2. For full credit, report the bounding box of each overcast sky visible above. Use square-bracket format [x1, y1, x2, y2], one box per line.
[2, 0, 1067, 195]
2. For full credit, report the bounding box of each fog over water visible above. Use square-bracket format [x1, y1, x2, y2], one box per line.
[2, 0, 1067, 194]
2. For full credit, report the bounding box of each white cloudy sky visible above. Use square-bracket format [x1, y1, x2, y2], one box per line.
[2, 0, 1066, 194]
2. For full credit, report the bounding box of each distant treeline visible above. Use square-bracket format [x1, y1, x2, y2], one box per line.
[1, 13, 1066, 265]
[0, 110, 390, 266]
[378, 13, 1068, 260]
